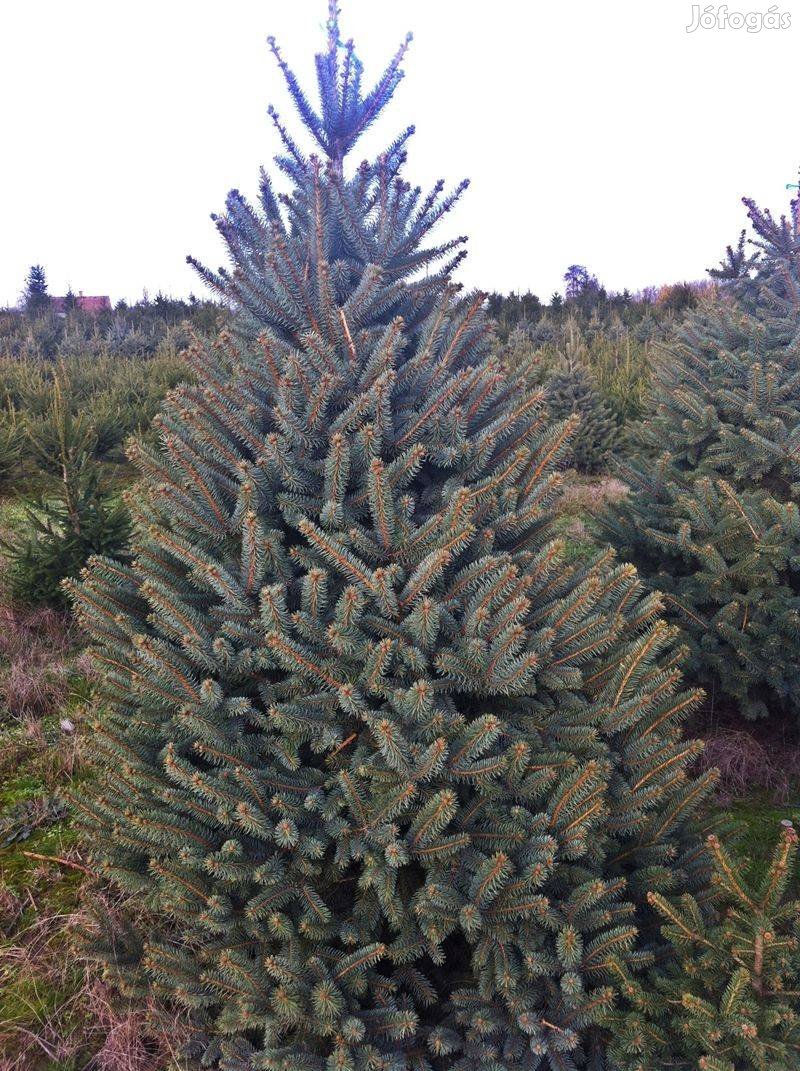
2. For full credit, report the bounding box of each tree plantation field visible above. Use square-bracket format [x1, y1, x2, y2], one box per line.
[3, 6, 800, 1071]
[3, 291, 800, 1071]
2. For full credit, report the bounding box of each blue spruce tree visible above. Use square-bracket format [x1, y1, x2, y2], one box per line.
[70, 7, 717, 1068]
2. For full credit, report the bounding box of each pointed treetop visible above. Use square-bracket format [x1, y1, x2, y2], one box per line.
[188, 2, 470, 332]
[709, 174, 800, 280]
[267, 1, 413, 168]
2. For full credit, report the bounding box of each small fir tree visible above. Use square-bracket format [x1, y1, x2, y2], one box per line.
[546, 322, 622, 474]
[0, 405, 22, 491]
[607, 822, 800, 1071]
[70, 7, 717, 1068]
[24, 263, 50, 316]
[601, 191, 800, 724]
[3, 377, 129, 607]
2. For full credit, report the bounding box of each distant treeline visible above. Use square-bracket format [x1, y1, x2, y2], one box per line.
[1, 280, 226, 361]
[4, 261, 713, 362]
[486, 271, 714, 341]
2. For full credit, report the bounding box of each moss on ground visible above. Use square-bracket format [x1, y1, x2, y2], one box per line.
[724, 793, 800, 885]
[0, 760, 83, 922]
[553, 514, 598, 565]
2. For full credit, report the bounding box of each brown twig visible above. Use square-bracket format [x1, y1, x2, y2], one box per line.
[329, 732, 358, 760]
[20, 850, 95, 877]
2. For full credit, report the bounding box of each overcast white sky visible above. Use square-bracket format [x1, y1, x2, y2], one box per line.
[1, 1, 797, 307]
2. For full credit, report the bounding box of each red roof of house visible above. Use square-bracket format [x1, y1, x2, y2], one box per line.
[51, 295, 111, 314]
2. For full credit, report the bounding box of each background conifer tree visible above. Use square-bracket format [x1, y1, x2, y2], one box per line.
[601, 191, 800, 724]
[24, 263, 50, 316]
[3, 376, 130, 607]
[606, 822, 800, 1071]
[63, 285, 79, 313]
[546, 320, 622, 474]
[70, 7, 717, 1068]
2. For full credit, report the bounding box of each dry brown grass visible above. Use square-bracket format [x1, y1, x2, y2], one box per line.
[0, 604, 74, 723]
[558, 474, 629, 517]
[0, 884, 193, 1071]
[699, 729, 800, 804]
[0, 589, 191, 1070]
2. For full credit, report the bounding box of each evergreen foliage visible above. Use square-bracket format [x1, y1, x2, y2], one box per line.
[0, 354, 190, 488]
[24, 264, 50, 317]
[607, 822, 800, 1071]
[0, 292, 222, 361]
[0, 404, 23, 490]
[486, 292, 544, 340]
[3, 378, 130, 606]
[70, 7, 717, 1068]
[545, 324, 622, 474]
[500, 313, 656, 424]
[601, 191, 800, 724]
[4, 472, 129, 608]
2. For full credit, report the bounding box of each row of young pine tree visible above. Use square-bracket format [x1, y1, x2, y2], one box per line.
[65, 5, 800, 1069]
[509, 192, 800, 732]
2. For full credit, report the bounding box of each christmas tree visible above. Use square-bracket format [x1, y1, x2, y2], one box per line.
[24, 263, 50, 316]
[607, 822, 800, 1071]
[545, 320, 622, 474]
[69, 7, 717, 1068]
[601, 191, 800, 724]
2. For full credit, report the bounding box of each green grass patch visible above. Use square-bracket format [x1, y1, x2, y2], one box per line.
[724, 793, 800, 885]
[0, 495, 30, 532]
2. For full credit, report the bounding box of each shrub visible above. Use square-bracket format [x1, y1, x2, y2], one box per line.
[0, 354, 191, 488]
[502, 314, 654, 425]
